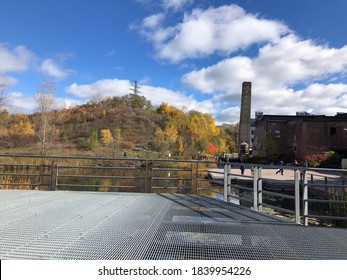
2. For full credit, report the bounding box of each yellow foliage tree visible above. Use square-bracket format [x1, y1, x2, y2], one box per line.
[9, 120, 34, 136]
[100, 129, 113, 146]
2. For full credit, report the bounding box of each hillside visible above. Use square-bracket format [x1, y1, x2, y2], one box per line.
[0, 94, 238, 158]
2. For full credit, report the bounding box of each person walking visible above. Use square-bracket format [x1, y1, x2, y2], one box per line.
[240, 165, 245, 175]
[276, 160, 284, 175]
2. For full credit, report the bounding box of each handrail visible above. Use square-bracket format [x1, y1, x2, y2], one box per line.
[220, 164, 347, 226]
[0, 154, 346, 227]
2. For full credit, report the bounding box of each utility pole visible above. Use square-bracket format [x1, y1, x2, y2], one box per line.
[130, 80, 141, 95]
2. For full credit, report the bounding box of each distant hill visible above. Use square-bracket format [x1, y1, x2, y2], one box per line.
[0, 94, 238, 158]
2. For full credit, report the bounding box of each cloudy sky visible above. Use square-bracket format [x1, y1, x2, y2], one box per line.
[1, 0, 347, 124]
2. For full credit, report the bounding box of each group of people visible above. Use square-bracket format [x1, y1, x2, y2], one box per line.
[239, 164, 254, 176]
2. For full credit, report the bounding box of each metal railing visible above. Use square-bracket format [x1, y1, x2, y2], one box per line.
[0, 154, 346, 227]
[221, 163, 347, 226]
[0, 154, 211, 194]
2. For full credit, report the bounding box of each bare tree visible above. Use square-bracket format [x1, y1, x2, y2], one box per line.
[0, 75, 10, 112]
[92, 92, 104, 105]
[35, 80, 57, 155]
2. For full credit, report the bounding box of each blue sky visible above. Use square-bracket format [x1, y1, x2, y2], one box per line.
[1, 0, 347, 124]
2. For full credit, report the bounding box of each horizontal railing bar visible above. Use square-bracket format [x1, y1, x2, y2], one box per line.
[0, 173, 50, 177]
[151, 177, 192, 181]
[196, 187, 215, 192]
[56, 184, 144, 189]
[151, 186, 192, 190]
[303, 198, 347, 204]
[260, 189, 296, 200]
[200, 169, 223, 174]
[58, 174, 146, 180]
[304, 214, 347, 221]
[57, 165, 145, 170]
[0, 164, 50, 167]
[0, 183, 49, 186]
[259, 202, 296, 215]
[229, 174, 254, 180]
[151, 168, 191, 171]
[306, 183, 347, 188]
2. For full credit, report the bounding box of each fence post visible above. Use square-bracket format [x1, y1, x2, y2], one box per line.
[195, 161, 199, 194]
[55, 160, 59, 191]
[227, 165, 231, 202]
[294, 170, 301, 224]
[49, 160, 54, 191]
[145, 159, 148, 193]
[253, 167, 258, 211]
[258, 167, 263, 212]
[223, 164, 229, 202]
[190, 161, 193, 194]
[303, 170, 309, 226]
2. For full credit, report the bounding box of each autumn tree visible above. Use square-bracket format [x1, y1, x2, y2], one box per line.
[111, 128, 122, 157]
[122, 93, 152, 110]
[35, 80, 57, 155]
[149, 127, 178, 156]
[100, 129, 113, 146]
[101, 96, 126, 109]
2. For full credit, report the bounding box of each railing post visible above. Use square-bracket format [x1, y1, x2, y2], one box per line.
[49, 160, 54, 191]
[195, 161, 199, 194]
[253, 167, 258, 211]
[294, 170, 301, 224]
[55, 160, 59, 191]
[258, 167, 262, 212]
[303, 170, 309, 226]
[223, 164, 228, 202]
[145, 159, 148, 193]
[190, 161, 193, 194]
[227, 165, 231, 202]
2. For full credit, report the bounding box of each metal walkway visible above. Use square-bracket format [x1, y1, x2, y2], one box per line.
[0, 190, 346, 260]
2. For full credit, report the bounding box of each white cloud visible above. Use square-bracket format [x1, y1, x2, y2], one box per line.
[39, 58, 75, 80]
[182, 56, 255, 94]
[142, 13, 164, 29]
[0, 75, 19, 87]
[139, 4, 289, 63]
[162, 0, 194, 11]
[215, 106, 240, 125]
[65, 79, 131, 99]
[5, 92, 37, 113]
[180, 33, 347, 123]
[253, 35, 347, 87]
[0, 44, 34, 74]
[141, 84, 217, 113]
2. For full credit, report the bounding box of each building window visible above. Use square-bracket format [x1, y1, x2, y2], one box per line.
[275, 130, 281, 139]
[330, 127, 336, 136]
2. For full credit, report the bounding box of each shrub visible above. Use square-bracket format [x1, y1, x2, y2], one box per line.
[120, 141, 135, 149]
[305, 152, 331, 167]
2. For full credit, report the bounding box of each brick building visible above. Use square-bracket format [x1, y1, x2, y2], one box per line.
[253, 112, 347, 161]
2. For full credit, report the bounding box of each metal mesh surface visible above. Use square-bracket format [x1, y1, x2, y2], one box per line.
[0, 190, 346, 260]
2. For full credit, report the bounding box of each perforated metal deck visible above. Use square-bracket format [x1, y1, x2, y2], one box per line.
[0, 190, 346, 260]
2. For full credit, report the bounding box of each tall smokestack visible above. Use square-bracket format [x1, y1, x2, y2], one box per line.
[239, 82, 251, 155]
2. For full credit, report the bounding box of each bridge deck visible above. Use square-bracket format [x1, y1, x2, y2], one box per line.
[0, 190, 346, 260]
